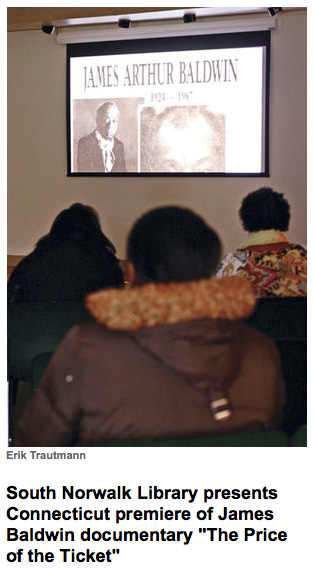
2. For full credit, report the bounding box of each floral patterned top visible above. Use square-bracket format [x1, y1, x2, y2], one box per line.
[216, 231, 307, 298]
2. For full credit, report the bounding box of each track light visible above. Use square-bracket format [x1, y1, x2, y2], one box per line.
[42, 24, 55, 35]
[57, 12, 277, 45]
[267, 8, 282, 17]
[118, 19, 131, 29]
[183, 13, 197, 24]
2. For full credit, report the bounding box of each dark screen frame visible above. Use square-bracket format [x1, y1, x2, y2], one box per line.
[67, 31, 270, 177]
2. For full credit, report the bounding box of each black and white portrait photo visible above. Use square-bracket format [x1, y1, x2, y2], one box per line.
[140, 106, 226, 173]
[72, 98, 144, 173]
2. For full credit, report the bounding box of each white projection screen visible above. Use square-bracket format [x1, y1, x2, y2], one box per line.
[67, 32, 270, 177]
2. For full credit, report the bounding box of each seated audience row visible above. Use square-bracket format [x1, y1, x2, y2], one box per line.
[15, 205, 286, 447]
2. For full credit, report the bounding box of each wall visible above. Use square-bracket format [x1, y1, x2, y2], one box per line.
[7, 9, 307, 259]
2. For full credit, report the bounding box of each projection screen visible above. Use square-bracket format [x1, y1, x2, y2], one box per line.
[67, 31, 270, 177]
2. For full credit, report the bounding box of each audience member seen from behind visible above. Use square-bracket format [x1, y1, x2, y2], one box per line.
[216, 187, 307, 297]
[15, 206, 285, 447]
[8, 203, 124, 304]
[77, 101, 126, 173]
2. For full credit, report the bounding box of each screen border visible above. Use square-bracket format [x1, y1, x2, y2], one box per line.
[66, 31, 270, 177]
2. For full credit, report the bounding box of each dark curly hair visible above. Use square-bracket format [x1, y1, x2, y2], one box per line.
[127, 206, 221, 284]
[239, 187, 291, 232]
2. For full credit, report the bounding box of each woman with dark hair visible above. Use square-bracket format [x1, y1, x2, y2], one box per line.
[217, 187, 307, 297]
[8, 203, 124, 303]
[15, 206, 285, 447]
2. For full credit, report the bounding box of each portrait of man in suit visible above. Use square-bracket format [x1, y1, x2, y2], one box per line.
[77, 101, 127, 173]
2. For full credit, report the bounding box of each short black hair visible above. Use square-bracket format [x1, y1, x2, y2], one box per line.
[127, 206, 221, 284]
[97, 101, 119, 119]
[239, 187, 291, 232]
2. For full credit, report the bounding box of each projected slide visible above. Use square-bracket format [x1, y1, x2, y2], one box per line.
[67, 34, 269, 176]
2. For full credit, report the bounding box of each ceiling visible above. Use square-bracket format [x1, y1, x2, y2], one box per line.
[7, 8, 193, 31]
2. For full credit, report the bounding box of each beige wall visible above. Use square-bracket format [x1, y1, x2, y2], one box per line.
[7, 9, 307, 259]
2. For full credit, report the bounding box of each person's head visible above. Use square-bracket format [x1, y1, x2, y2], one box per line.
[96, 102, 119, 139]
[127, 206, 221, 285]
[37, 203, 116, 253]
[142, 106, 225, 173]
[239, 187, 291, 232]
